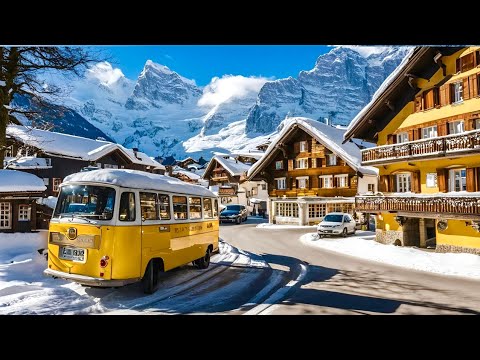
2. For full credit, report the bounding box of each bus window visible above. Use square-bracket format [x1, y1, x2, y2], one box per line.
[189, 197, 202, 220]
[173, 196, 188, 220]
[213, 199, 218, 218]
[158, 194, 171, 220]
[140, 192, 158, 220]
[119, 192, 135, 221]
[203, 198, 213, 219]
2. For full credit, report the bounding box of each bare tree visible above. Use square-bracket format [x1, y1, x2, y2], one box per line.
[0, 47, 99, 168]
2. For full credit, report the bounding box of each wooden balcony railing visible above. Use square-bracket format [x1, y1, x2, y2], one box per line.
[361, 130, 480, 165]
[355, 194, 480, 218]
[211, 173, 229, 181]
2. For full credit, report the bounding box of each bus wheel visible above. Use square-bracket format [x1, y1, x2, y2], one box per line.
[142, 260, 158, 294]
[194, 248, 211, 269]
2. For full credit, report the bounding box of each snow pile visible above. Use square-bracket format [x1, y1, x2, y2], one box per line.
[301, 232, 480, 280]
[0, 170, 46, 192]
[0, 231, 48, 265]
[64, 169, 216, 197]
[257, 223, 316, 229]
[248, 117, 377, 178]
[36, 196, 58, 209]
[5, 156, 52, 169]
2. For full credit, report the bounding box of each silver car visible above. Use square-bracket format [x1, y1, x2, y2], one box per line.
[317, 212, 356, 238]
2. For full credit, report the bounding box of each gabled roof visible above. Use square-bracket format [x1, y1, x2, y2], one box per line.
[247, 117, 378, 179]
[203, 155, 251, 179]
[343, 46, 465, 143]
[6, 125, 163, 169]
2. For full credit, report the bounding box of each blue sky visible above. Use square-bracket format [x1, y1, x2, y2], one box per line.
[102, 45, 331, 85]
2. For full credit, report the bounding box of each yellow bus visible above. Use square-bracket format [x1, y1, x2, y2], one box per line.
[44, 169, 219, 294]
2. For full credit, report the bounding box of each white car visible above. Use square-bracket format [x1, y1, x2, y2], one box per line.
[317, 212, 356, 238]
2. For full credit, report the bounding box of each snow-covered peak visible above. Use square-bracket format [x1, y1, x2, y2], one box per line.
[86, 62, 127, 87]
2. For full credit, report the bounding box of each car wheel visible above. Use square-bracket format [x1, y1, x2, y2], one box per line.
[342, 228, 348, 237]
[194, 248, 211, 269]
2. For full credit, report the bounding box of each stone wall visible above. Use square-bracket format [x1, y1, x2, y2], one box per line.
[436, 244, 480, 255]
[376, 229, 403, 245]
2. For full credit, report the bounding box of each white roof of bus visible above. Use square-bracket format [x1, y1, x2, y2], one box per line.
[63, 169, 217, 197]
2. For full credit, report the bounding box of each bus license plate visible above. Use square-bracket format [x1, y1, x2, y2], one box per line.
[59, 246, 86, 263]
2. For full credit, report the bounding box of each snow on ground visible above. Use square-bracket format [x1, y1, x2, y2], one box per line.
[0, 234, 260, 315]
[301, 231, 480, 280]
[257, 223, 316, 229]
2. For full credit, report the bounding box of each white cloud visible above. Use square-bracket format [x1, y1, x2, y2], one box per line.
[86, 61, 125, 86]
[198, 75, 269, 107]
[337, 46, 391, 58]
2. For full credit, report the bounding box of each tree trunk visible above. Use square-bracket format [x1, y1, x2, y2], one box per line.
[0, 106, 7, 169]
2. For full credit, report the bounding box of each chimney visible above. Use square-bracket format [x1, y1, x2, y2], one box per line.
[132, 148, 140, 159]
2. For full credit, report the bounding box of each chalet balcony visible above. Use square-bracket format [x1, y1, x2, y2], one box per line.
[355, 193, 480, 220]
[271, 187, 357, 198]
[361, 130, 480, 165]
[211, 172, 229, 181]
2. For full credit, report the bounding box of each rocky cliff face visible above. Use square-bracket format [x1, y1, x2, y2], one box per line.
[245, 47, 410, 134]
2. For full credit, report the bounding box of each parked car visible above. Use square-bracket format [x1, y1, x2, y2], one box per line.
[317, 212, 356, 237]
[220, 204, 248, 224]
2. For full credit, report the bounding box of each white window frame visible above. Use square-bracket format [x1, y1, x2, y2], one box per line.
[396, 173, 411, 193]
[327, 154, 337, 166]
[18, 205, 31, 222]
[297, 176, 309, 189]
[53, 178, 62, 192]
[308, 203, 326, 219]
[335, 174, 349, 188]
[295, 158, 308, 169]
[396, 132, 409, 143]
[453, 82, 463, 103]
[448, 120, 465, 135]
[475, 118, 480, 130]
[0, 202, 11, 229]
[276, 202, 299, 218]
[299, 141, 308, 152]
[275, 160, 283, 170]
[275, 177, 286, 190]
[4, 145, 13, 158]
[449, 168, 467, 192]
[422, 126, 438, 139]
[319, 175, 333, 189]
[368, 183, 375, 193]
[426, 173, 437, 188]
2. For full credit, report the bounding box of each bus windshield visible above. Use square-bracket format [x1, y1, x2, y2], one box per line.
[54, 185, 116, 220]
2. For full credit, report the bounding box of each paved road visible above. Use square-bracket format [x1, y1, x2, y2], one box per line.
[222, 217, 480, 314]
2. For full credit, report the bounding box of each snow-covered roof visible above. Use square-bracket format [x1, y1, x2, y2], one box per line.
[6, 125, 163, 169]
[63, 169, 216, 197]
[248, 117, 378, 178]
[5, 156, 52, 170]
[0, 170, 46, 193]
[204, 155, 251, 179]
[230, 150, 264, 160]
[173, 169, 201, 180]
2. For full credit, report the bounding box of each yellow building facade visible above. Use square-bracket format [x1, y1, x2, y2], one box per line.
[345, 46, 480, 254]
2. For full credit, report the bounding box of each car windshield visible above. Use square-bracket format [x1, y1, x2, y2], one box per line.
[54, 185, 116, 220]
[323, 214, 343, 223]
[225, 205, 242, 211]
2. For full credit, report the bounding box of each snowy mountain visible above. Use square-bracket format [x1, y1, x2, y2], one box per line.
[19, 46, 410, 159]
[245, 46, 411, 134]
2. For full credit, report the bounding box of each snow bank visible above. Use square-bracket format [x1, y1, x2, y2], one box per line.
[64, 169, 216, 197]
[301, 232, 480, 280]
[0, 231, 48, 264]
[257, 223, 316, 229]
[0, 170, 46, 192]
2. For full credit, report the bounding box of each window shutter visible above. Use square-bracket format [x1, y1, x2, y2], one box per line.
[456, 58, 461, 73]
[408, 129, 415, 141]
[379, 175, 389, 192]
[294, 142, 300, 153]
[417, 128, 422, 140]
[437, 122, 447, 136]
[466, 168, 477, 192]
[412, 171, 421, 193]
[319, 177, 323, 188]
[386, 134, 394, 144]
[463, 77, 471, 101]
[470, 74, 478, 98]
[465, 119, 474, 131]
[439, 85, 447, 106]
[414, 95, 423, 112]
[306, 177, 310, 190]
[445, 83, 451, 104]
[389, 175, 396, 193]
[311, 175, 318, 188]
[288, 159, 294, 171]
[437, 168, 448, 192]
